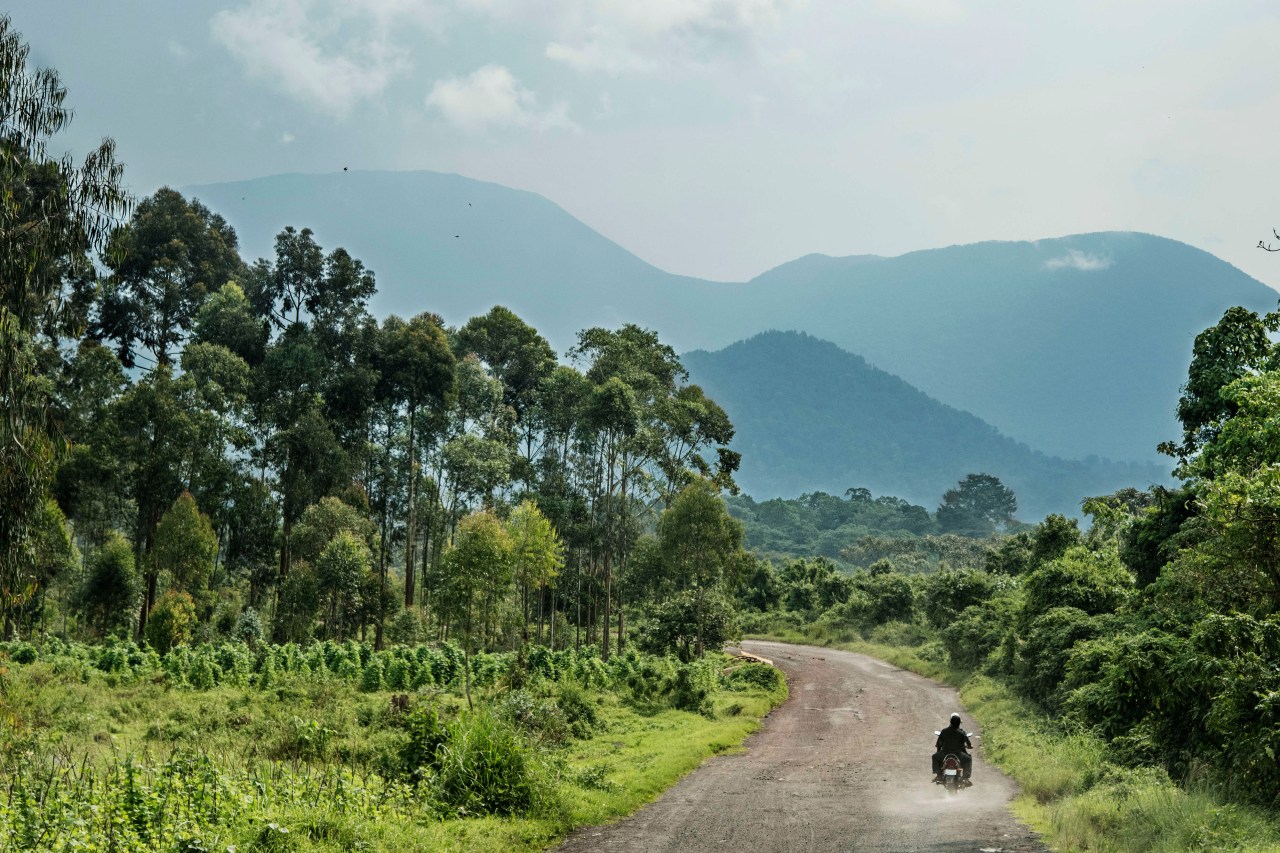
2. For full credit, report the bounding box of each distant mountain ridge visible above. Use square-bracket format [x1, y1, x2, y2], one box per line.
[185, 169, 1280, 466]
[682, 331, 1167, 519]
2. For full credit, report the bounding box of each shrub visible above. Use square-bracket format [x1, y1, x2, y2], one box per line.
[234, 608, 264, 646]
[401, 706, 449, 779]
[386, 609, 424, 645]
[669, 660, 716, 716]
[360, 657, 384, 692]
[942, 602, 1008, 670]
[556, 683, 600, 739]
[722, 661, 784, 694]
[432, 711, 551, 816]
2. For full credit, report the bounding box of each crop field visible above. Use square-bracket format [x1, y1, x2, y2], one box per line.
[0, 640, 786, 852]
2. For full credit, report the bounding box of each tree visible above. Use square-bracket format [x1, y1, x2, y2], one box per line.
[153, 491, 218, 597]
[437, 511, 511, 708]
[507, 500, 565, 643]
[936, 473, 1018, 534]
[657, 479, 746, 657]
[0, 16, 129, 639]
[144, 590, 196, 654]
[193, 282, 267, 366]
[314, 530, 370, 640]
[377, 312, 455, 610]
[94, 188, 245, 367]
[78, 533, 139, 637]
[1163, 306, 1276, 463]
[456, 306, 555, 425]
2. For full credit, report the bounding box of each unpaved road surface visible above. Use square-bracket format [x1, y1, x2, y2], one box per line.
[557, 641, 1048, 853]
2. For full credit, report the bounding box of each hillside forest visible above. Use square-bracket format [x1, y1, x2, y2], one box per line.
[8, 13, 1280, 851]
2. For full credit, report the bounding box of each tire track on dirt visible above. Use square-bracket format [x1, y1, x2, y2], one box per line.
[556, 640, 1048, 853]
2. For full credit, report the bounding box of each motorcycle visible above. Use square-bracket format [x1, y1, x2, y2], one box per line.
[936, 753, 969, 794]
[932, 730, 977, 795]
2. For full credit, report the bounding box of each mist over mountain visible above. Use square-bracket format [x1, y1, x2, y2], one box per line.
[186, 169, 1280, 467]
[683, 332, 1168, 520]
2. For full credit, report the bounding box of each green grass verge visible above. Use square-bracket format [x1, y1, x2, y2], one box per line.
[0, 655, 786, 852]
[747, 631, 1280, 852]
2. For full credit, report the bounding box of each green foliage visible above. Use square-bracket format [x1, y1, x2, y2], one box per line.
[941, 601, 1010, 670]
[937, 473, 1018, 534]
[722, 661, 785, 695]
[79, 533, 140, 636]
[1015, 607, 1112, 710]
[1119, 485, 1195, 588]
[1169, 305, 1276, 461]
[921, 568, 1000, 628]
[1021, 546, 1133, 623]
[144, 590, 196, 654]
[154, 492, 218, 595]
[635, 589, 736, 663]
[728, 489, 934, 562]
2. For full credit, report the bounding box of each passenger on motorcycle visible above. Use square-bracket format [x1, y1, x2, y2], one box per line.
[932, 713, 973, 782]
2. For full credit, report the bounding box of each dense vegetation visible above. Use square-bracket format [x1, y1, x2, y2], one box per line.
[0, 12, 747, 660]
[0, 20, 788, 851]
[0, 637, 785, 850]
[727, 473, 1019, 563]
[739, 300, 1280, 846]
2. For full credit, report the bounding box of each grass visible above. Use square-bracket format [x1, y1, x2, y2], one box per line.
[748, 628, 1280, 852]
[0, 650, 787, 852]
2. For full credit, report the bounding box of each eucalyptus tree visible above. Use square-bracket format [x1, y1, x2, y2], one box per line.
[93, 188, 245, 368]
[152, 491, 218, 600]
[437, 510, 511, 708]
[455, 306, 556, 483]
[376, 312, 455, 611]
[507, 499, 565, 644]
[656, 478, 747, 657]
[0, 16, 129, 638]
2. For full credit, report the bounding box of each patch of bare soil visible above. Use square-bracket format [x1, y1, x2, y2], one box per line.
[556, 640, 1048, 853]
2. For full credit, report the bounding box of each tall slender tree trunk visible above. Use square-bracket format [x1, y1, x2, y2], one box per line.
[601, 551, 612, 661]
[403, 404, 417, 608]
[376, 414, 393, 650]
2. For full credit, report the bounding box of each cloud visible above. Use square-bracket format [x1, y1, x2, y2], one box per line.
[425, 65, 577, 131]
[211, 0, 442, 118]
[872, 0, 966, 25]
[544, 0, 798, 74]
[1045, 250, 1112, 272]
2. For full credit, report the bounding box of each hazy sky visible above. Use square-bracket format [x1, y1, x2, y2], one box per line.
[13, 1, 1280, 286]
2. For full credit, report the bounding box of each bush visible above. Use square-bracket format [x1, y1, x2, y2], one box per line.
[1015, 607, 1110, 709]
[401, 706, 449, 779]
[722, 661, 784, 695]
[556, 683, 600, 739]
[386, 610, 423, 645]
[669, 660, 716, 716]
[942, 602, 1009, 670]
[431, 711, 554, 816]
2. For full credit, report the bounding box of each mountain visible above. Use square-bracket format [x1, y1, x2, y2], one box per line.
[185, 170, 731, 344]
[185, 170, 1280, 465]
[682, 331, 1168, 520]
[735, 234, 1280, 463]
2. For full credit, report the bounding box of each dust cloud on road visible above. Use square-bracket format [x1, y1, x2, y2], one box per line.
[556, 640, 1048, 853]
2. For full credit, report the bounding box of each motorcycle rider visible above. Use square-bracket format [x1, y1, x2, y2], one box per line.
[932, 712, 973, 783]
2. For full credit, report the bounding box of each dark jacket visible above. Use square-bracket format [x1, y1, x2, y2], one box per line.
[935, 724, 972, 754]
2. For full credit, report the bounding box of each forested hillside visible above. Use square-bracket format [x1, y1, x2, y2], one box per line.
[685, 331, 1165, 518]
[190, 171, 1280, 464]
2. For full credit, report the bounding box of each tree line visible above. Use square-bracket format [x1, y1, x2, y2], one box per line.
[0, 17, 746, 664]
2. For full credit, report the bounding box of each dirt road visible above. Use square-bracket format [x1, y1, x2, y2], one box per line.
[556, 640, 1048, 853]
